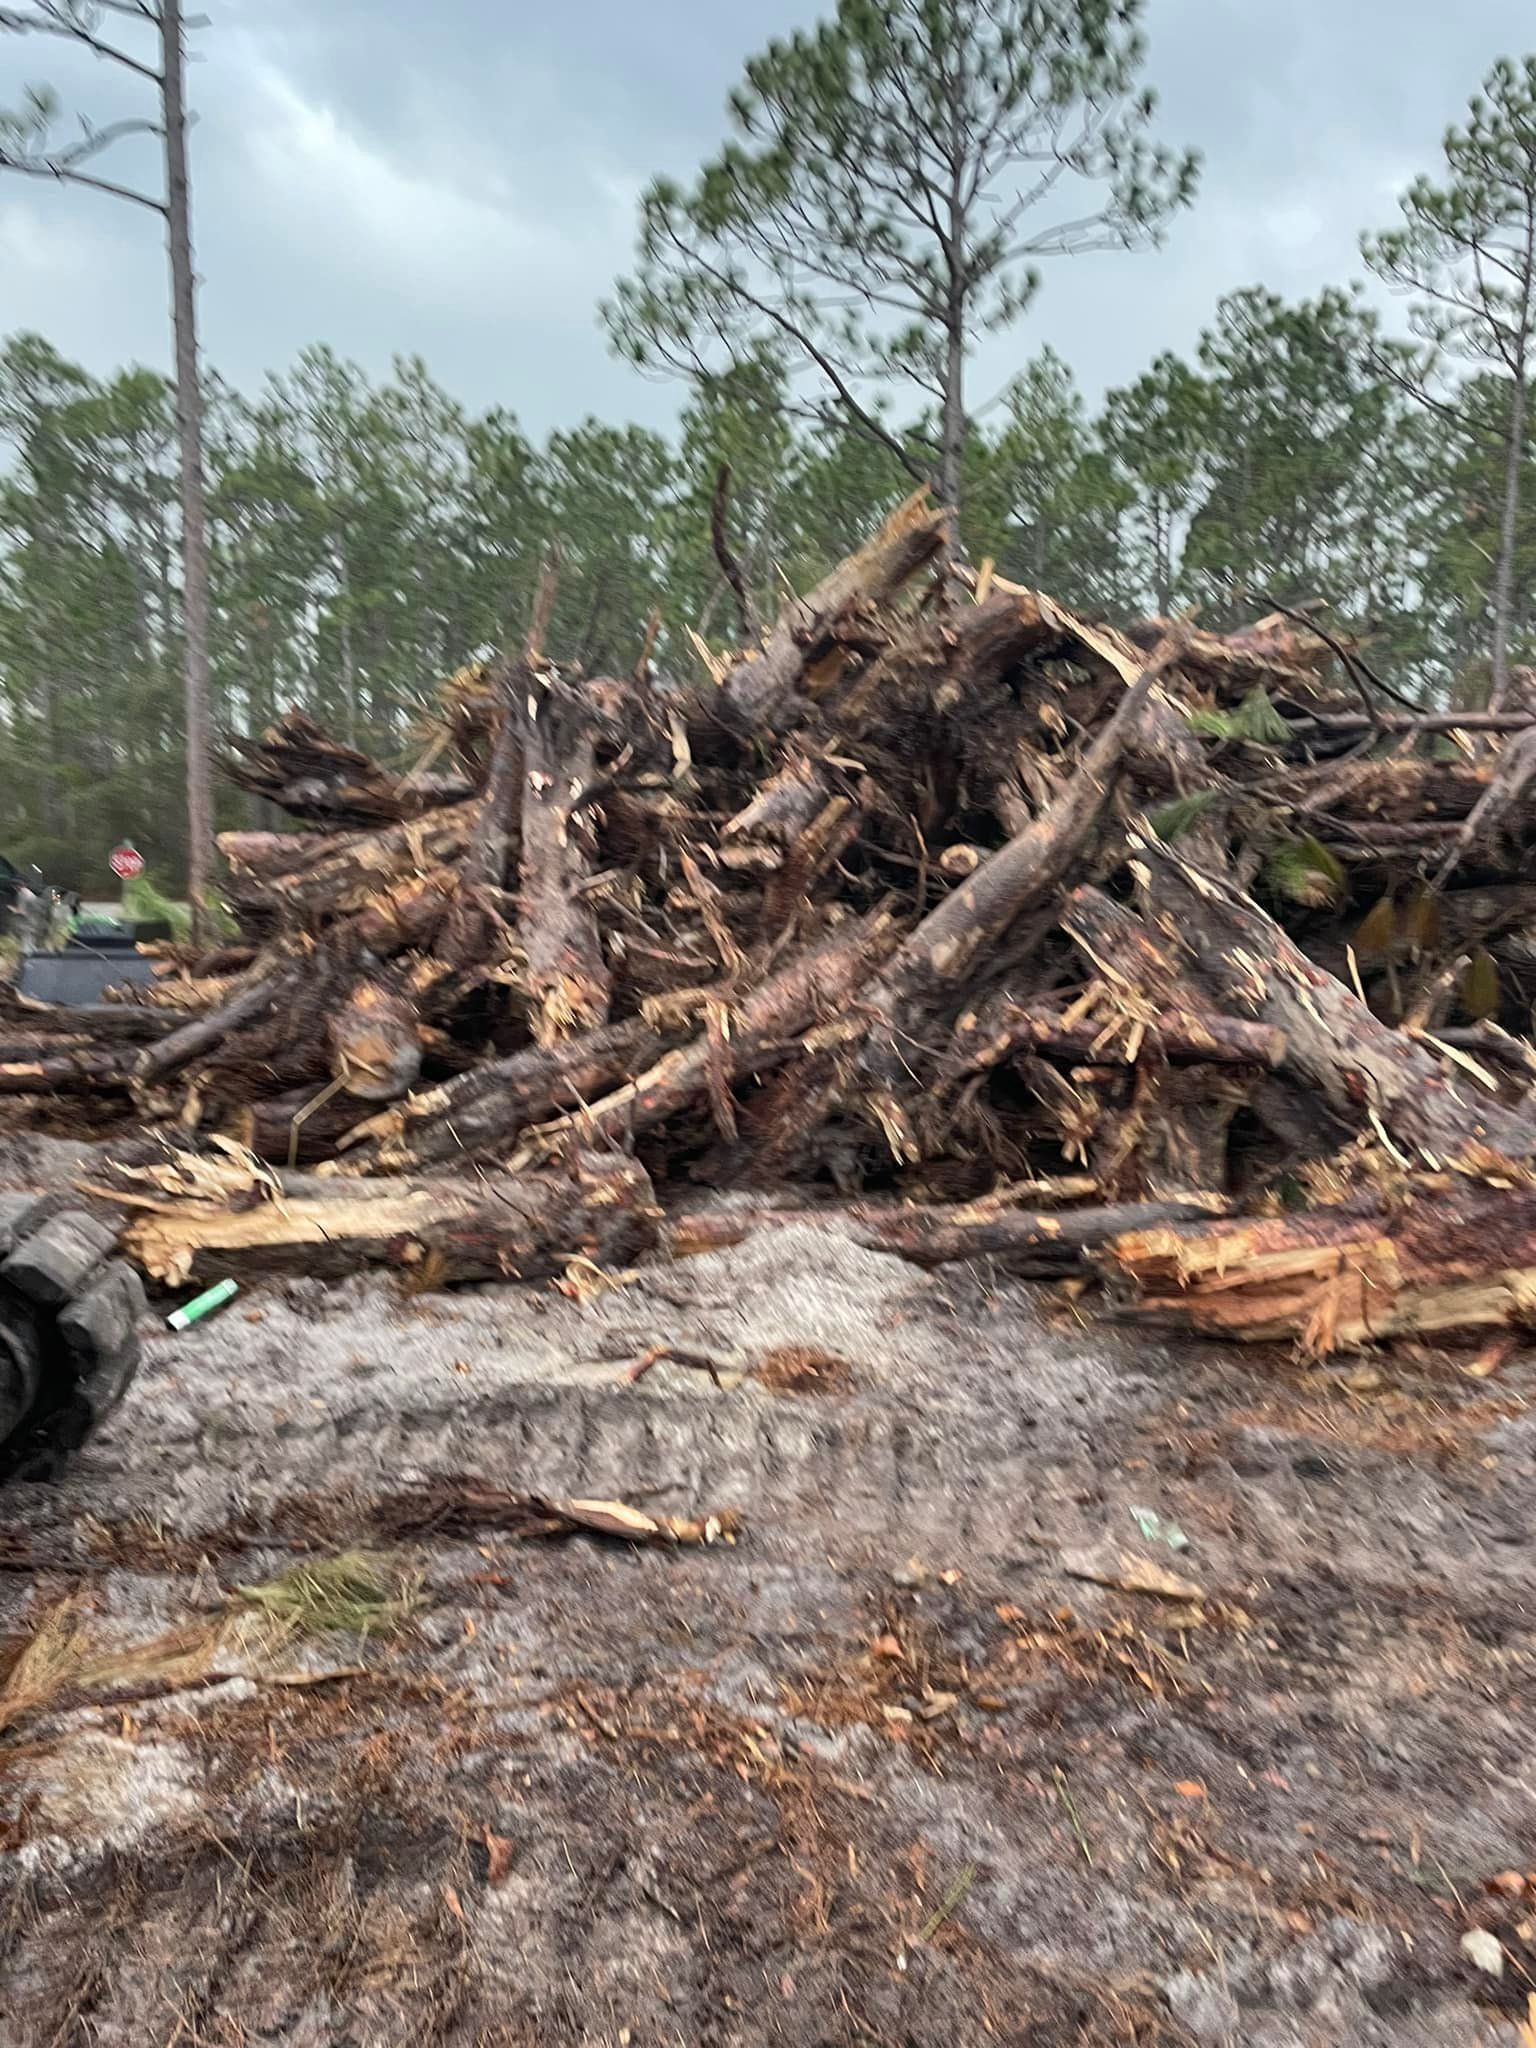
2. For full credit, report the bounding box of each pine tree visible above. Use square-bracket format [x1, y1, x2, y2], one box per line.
[605, 0, 1196, 539]
[1364, 56, 1536, 707]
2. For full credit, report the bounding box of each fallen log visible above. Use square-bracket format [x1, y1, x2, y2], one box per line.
[227, 710, 475, 825]
[718, 488, 946, 732]
[326, 972, 422, 1103]
[0, 1050, 131, 1095]
[518, 669, 611, 1042]
[946, 987, 1285, 1073]
[136, 972, 287, 1086]
[244, 1085, 378, 1167]
[347, 867, 458, 956]
[115, 1148, 658, 1288]
[1431, 723, 1536, 890]
[217, 829, 346, 878]
[0, 988, 178, 1044]
[721, 754, 837, 862]
[850, 1191, 1229, 1270]
[256, 804, 477, 923]
[338, 1016, 665, 1172]
[1108, 1177, 1536, 1349]
[666, 1190, 1227, 1270]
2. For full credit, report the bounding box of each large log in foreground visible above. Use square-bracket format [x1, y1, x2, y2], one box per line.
[115, 1149, 658, 1289]
[1107, 1179, 1536, 1350]
[667, 1191, 1229, 1272]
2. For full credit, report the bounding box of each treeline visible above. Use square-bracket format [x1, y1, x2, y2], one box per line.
[1, 284, 1532, 889]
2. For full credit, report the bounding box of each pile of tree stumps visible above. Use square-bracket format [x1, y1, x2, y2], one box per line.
[13, 489, 1536, 1352]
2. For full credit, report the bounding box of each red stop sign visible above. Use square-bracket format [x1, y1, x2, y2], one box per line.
[109, 843, 145, 881]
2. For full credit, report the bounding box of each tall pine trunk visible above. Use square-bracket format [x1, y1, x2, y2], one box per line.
[161, 0, 214, 941]
[1487, 365, 1527, 713]
[939, 308, 965, 531]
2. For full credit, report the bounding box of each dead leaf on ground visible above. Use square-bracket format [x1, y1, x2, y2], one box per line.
[1060, 1546, 1204, 1602]
[483, 1830, 515, 1886]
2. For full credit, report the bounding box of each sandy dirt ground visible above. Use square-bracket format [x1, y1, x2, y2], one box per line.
[0, 1135, 1533, 2046]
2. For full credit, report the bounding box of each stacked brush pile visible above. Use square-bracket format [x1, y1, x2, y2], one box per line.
[10, 491, 1536, 1351]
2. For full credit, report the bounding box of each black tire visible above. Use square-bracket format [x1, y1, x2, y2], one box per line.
[0, 1198, 144, 1482]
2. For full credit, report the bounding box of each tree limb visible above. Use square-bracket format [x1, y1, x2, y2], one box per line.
[0, 3, 162, 81]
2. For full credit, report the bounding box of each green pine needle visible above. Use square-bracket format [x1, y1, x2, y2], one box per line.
[1146, 789, 1222, 843]
[236, 1551, 420, 1640]
[1189, 689, 1289, 745]
[1186, 706, 1239, 739]
[1262, 833, 1345, 910]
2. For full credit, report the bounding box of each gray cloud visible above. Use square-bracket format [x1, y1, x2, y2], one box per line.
[3, 0, 1534, 436]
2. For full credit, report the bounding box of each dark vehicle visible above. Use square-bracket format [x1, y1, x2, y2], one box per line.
[2, 861, 165, 1003]
[14, 921, 160, 1006]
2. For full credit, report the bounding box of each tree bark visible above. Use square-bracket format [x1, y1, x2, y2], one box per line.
[340, 1017, 664, 1173]
[1109, 1177, 1536, 1350]
[240, 804, 475, 923]
[119, 1149, 658, 1288]
[217, 831, 353, 879]
[938, 301, 965, 544]
[160, 0, 214, 944]
[1487, 367, 1527, 714]
[721, 755, 836, 863]
[0, 1050, 131, 1096]
[135, 971, 285, 1085]
[437, 662, 523, 972]
[667, 1192, 1227, 1271]
[854, 1192, 1228, 1271]
[0, 988, 178, 1045]
[950, 993, 1284, 1070]
[1141, 841, 1536, 1162]
[327, 972, 422, 1103]
[518, 671, 611, 1043]
[856, 637, 1181, 1152]
[717, 489, 946, 732]
[1058, 887, 1287, 1066]
[226, 710, 473, 826]
[511, 909, 900, 1163]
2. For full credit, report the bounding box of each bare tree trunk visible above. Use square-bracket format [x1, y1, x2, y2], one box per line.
[939, 305, 965, 530]
[1487, 366, 1527, 713]
[160, 0, 214, 944]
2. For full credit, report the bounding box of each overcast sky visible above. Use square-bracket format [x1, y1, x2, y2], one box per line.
[2, 0, 1534, 438]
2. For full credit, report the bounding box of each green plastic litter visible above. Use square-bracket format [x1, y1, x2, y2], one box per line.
[1130, 1506, 1189, 1552]
[166, 1277, 240, 1332]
